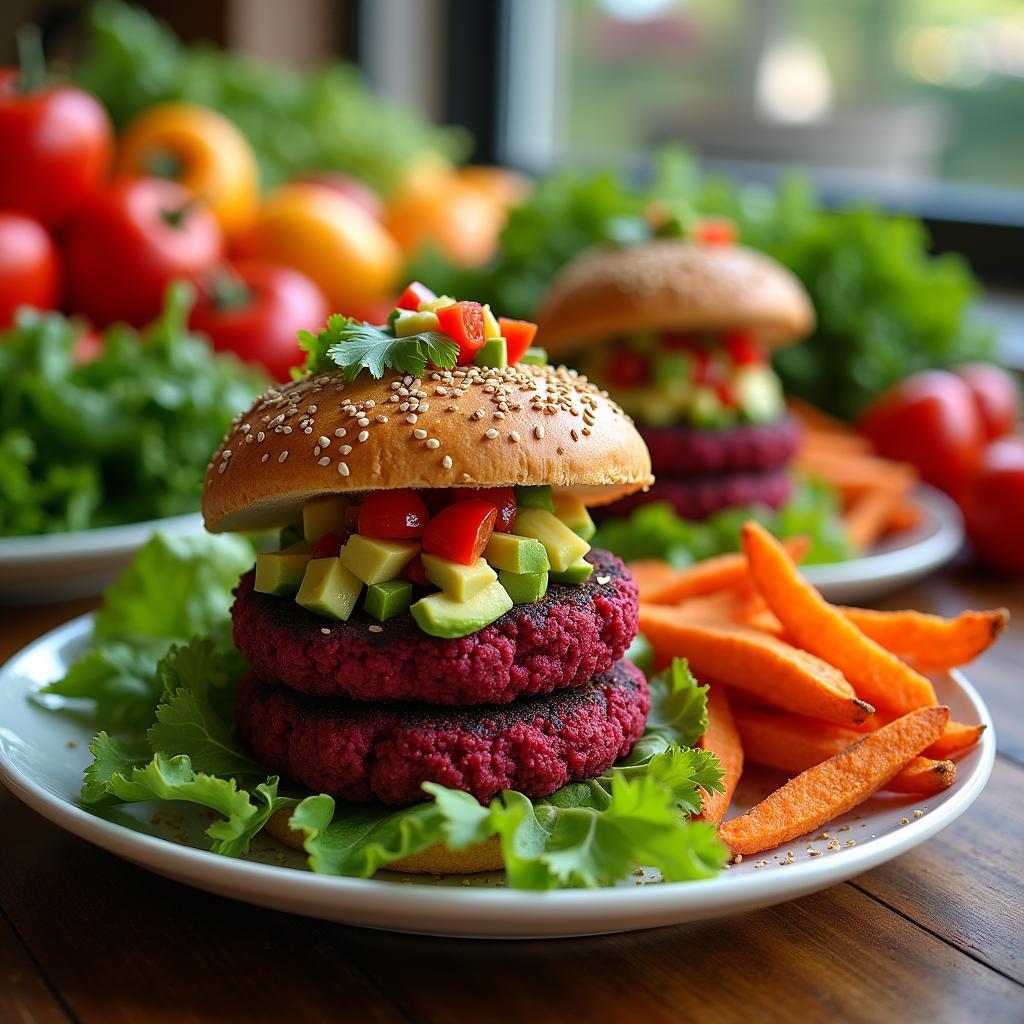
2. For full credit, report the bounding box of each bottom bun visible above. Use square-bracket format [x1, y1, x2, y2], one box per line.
[264, 807, 505, 875]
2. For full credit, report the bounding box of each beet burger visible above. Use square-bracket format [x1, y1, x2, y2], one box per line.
[536, 237, 814, 521]
[202, 283, 658, 873]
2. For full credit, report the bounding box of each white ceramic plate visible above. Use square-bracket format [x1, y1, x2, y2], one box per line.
[0, 512, 204, 604]
[0, 614, 994, 939]
[807, 484, 964, 604]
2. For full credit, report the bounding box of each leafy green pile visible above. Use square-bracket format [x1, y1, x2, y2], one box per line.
[76, 0, 466, 194]
[44, 534, 727, 888]
[408, 150, 991, 420]
[0, 285, 266, 537]
[593, 480, 853, 568]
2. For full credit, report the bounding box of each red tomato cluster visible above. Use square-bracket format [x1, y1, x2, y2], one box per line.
[859, 366, 1023, 575]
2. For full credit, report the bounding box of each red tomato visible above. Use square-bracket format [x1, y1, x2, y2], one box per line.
[0, 69, 113, 227]
[397, 281, 437, 311]
[953, 363, 1019, 440]
[62, 178, 223, 327]
[358, 489, 429, 539]
[0, 211, 59, 327]
[418, 488, 452, 515]
[723, 330, 764, 367]
[963, 438, 1024, 576]
[449, 487, 516, 532]
[422, 499, 497, 565]
[693, 217, 737, 246]
[497, 317, 537, 363]
[190, 259, 328, 381]
[858, 370, 985, 499]
[607, 349, 649, 388]
[435, 300, 485, 363]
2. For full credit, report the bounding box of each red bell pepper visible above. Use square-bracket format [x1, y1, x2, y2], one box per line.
[310, 531, 345, 559]
[422, 499, 497, 565]
[449, 487, 516, 532]
[436, 300, 486, 364]
[693, 217, 737, 246]
[724, 330, 764, 367]
[397, 280, 436, 311]
[607, 349, 650, 389]
[497, 317, 538, 364]
[358, 489, 429, 538]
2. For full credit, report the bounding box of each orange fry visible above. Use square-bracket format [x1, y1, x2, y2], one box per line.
[718, 706, 950, 855]
[741, 522, 938, 715]
[885, 500, 922, 534]
[795, 449, 916, 499]
[838, 606, 1009, 673]
[787, 397, 855, 436]
[697, 687, 743, 825]
[733, 709, 955, 797]
[639, 605, 873, 726]
[843, 487, 900, 552]
[924, 720, 987, 759]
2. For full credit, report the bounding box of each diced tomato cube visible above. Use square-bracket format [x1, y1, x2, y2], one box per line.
[422, 499, 497, 565]
[449, 487, 516, 532]
[497, 317, 538, 364]
[310, 532, 345, 559]
[723, 329, 764, 366]
[358, 489, 430, 538]
[607, 349, 650, 389]
[397, 281, 437, 311]
[436, 301, 486, 364]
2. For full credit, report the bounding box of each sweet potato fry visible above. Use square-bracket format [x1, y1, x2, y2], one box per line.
[741, 521, 937, 715]
[733, 709, 955, 797]
[799, 430, 873, 456]
[634, 537, 809, 605]
[924, 720, 987, 759]
[795, 449, 916, 500]
[638, 605, 873, 725]
[885, 500, 922, 534]
[787, 397, 854, 436]
[838, 606, 1009, 672]
[843, 486, 901, 552]
[697, 687, 743, 825]
[718, 705, 950, 855]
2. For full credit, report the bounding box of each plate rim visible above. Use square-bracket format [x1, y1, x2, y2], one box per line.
[0, 612, 996, 934]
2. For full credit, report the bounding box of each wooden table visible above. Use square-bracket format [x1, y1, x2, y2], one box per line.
[1, 563, 1021, 1024]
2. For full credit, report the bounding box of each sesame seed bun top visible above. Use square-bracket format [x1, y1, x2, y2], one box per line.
[536, 239, 815, 356]
[202, 362, 653, 533]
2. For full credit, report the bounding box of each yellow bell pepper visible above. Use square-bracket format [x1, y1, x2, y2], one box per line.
[234, 184, 402, 320]
[115, 102, 259, 235]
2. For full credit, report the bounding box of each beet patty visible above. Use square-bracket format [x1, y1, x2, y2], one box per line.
[236, 660, 649, 806]
[232, 547, 638, 705]
[639, 415, 800, 477]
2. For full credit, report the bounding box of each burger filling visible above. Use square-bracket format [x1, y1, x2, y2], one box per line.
[577, 329, 784, 428]
[253, 485, 597, 639]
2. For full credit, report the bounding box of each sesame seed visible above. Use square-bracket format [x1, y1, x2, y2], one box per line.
[407, 414, 418, 424]
[425, 438, 440, 449]
[375, 414, 388, 423]
[307, 405, 317, 413]
[442, 455, 453, 469]
[338, 462, 350, 476]
[358, 417, 369, 427]
[314, 446, 321, 455]
[484, 428, 498, 439]
[534, 425, 544, 439]
[318, 457, 331, 466]
[368, 624, 383, 634]
[472, 409, 485, 420]
[509, 431, 521, 443]
[358, 430, 369, 443]
[319, 436, 331, 447]
[257, 431, 265, 442]
[365, 400, 376, 408]
[217, 461, 228, 475]
[596, 575, 611, 585]
[413, 428, 428, 440]
[261, 453, 270, 463]
[335, 428, 346, 438]
[245, 434, 253, 444]
[339, 444, 352, 455]
[222, 450, 231, 459]
[278, 451, 289, 463]
[321, 627, 331, 635]
[913, 809, 923, 818]
[900, 818, 910, 826]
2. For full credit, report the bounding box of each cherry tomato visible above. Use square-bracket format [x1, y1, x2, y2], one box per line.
[723, 330, 764, 367]
[953, 363, 1019, 440]
[358, 489, 429, 539]
[0, 69, 113, 227]
[422, 499, 497, 565]
[449, 487, 516, 532]
[403, 555, 430, 587]
[693, 217, 737, 246]
[397, 281, 437, 311]
[714, 381, 738, 408]
[310, 531, 345, 559]
[607, 349, 650, 388]
[190, 259, 328, 381]
[435, 300, 485, 363]
[858, 370, 985, 499]
[63, 178, 223, 328]
[0, 211, 59, 327]
[963, 438, 1024, 576]
[497, 317, 538, 364]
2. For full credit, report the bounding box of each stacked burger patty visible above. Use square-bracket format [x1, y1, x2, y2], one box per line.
[232, 546, 649, 806]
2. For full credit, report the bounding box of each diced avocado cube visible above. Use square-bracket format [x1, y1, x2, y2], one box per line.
[340, 535, 420, 585]
[279, 524, 304, 548]
[498, 569, 549, 604]
[735, 365, 784, 424]
[550, 557, 594, 585]
[484, 532, 549, 574]
[481, 303, 502, 339]
[421, 553, 497, 601]
[364, 579, 413, 622]
[690, 386, 728, 428]
[654, 352, 692, 386]
[254, 541, 313, 595]
[514, 484, 554, 513]
[552, 493, 596, 542]
[513, 508, 590, 573]
[394, 309, 441, 338]
[418, 294, 457, 312]
[410, 580, 513, 638]
[520, 346, 548, 366]
[296, 557, 362, 620]
[473, 336, 507, 369]
[303, 494, 349, 544]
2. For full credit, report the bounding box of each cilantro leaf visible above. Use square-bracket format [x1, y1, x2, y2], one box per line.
[81, 731, 153, 804]
[643, 658, 710, 750]
[300, 315, 459, 380]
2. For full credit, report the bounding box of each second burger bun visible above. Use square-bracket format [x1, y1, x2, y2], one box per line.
[537, 239, 815, 357]
[204, 362, 653, 533]
[265, 807, 505, 874]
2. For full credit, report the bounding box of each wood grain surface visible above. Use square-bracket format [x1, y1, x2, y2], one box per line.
[1, 562, 1021, 1024]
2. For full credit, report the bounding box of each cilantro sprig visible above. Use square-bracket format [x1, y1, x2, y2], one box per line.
[299, 315, 458, 381]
